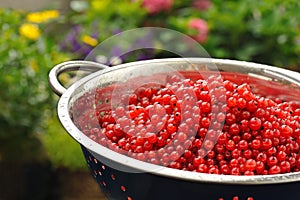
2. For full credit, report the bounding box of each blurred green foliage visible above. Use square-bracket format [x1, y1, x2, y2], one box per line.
[69, 0, 147, 37]
[204, 0, 300, 69]
[42, 116, 87, 170]
[0, 8, 70, 163]
[63, 0, 300, 69]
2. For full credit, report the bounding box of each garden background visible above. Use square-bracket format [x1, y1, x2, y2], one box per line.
[0, 0, 300, 199]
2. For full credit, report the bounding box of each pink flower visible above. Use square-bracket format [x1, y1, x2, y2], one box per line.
[142, 0, 173, 14]
[188, 18, 209, 43]
[193, 0, 212, 11]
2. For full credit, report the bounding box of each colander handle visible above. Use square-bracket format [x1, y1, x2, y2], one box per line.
[48, 60, 108, 96]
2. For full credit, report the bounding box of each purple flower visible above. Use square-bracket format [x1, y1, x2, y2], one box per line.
[60, 25, 96, 58]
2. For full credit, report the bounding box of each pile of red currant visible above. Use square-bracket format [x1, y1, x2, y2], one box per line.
[72, 73, 300, 176]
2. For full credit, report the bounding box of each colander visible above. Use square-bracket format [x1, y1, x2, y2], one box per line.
[49, 58, 300, 200]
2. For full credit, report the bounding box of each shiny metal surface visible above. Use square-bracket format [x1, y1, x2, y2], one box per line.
[50, 58, 300, 185]
[48, 60, 108, 96]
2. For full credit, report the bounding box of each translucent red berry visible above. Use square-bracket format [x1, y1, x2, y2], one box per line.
[249, 117, 262, 131]
[74, 74, 300, 176]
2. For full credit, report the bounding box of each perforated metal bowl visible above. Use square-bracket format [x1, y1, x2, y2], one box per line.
[49, 58, 300, 200]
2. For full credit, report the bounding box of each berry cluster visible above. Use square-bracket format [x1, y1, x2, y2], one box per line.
[72, 73, 300, 175]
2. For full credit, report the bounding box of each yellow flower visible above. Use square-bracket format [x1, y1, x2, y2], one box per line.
[81, 35, 98, 47]
[26, 10, 59, 23]
[91, 0, 110, 12]
[19, 23, 41, 40]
